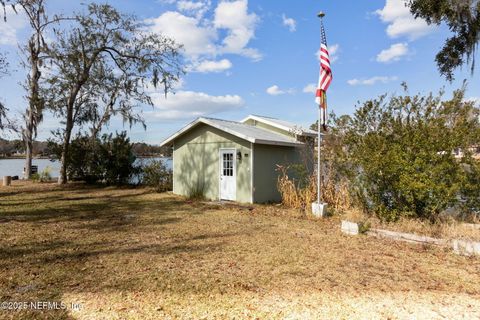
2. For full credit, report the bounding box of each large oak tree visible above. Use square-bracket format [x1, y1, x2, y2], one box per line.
[408, 0, 480, 81]
[45, 3, 183, 184]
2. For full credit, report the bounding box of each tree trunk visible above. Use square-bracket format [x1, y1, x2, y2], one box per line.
[24, 131, 33, 179]
[24, 34, 41, 179]
[58, 82, 80, 185]
[59, 141, 68, 184]
[23, 103, 36, 179]
[58, 104, 74, 184]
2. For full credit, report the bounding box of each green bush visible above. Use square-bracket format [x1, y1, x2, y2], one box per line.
[30, 167, 52, 183]
[30, 173, 40, 182]
[98, 132, 138, 185]
[39, 166, 52, 182]
[141, 160, 172, 192]
[329, 84, 480, 222]
[48, 131, 138, 185]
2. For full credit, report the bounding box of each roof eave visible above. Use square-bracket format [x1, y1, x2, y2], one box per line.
[254, 139, 303, 147]
[242, 115, 317, 137]
[159, 118, 202, 147]
[160, 117, 257, 147]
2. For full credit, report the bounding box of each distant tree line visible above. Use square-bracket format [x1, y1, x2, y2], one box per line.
[0, 138, 48, 157]
[0, 137, 171, 158]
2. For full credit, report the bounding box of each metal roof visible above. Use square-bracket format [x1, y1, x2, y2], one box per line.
[240, 114, 317, 137]
[160, 116, 304, 147]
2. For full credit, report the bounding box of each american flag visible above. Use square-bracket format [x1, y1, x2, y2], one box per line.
[315, 19, 331, 129]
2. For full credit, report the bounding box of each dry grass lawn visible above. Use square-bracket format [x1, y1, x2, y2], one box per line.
[0, 181, 479, 319]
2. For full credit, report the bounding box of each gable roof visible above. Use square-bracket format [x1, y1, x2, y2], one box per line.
[240, 115, 317, 137]
[160, 117, 303, 147]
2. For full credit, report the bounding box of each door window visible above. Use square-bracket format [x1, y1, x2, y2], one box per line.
[223, 153, 233, 176]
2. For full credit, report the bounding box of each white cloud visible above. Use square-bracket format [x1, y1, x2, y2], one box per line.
[146, 0, 261, 73]
[214, 0, 261, 60]
[149, 90, 244, 120]
[376, 0, 434, 40]
[316, 43, 340, 63]
[347, 76, 398, 86]
[0, 7, 27, 46]
[176, 0, 211, 19]
[376, 42, 409, 63]
[146, 11, 217, 58]
[282, 14, 296, 32]
[303, 83, 317, 94]
[266, 85, 294, 96]
[191, 59, 232, 73]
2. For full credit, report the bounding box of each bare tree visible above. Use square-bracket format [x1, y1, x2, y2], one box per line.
[45, 3, 183, 184]
[0, 52, 15, 135]
[19, 0, 68, 178]
[1, 0, 66, 178]
[0, 9, 11, 134]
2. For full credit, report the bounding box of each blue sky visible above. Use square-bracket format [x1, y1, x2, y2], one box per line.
[0, 0, 479, 144]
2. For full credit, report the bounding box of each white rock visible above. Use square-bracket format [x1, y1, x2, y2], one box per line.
[341, 220, 359, 235]
[452, 239, 480, 256]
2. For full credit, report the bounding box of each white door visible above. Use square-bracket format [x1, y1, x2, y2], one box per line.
[219, 149, 236, 201]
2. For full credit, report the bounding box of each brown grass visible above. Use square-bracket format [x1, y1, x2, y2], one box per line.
[0, 181, 479, 319]
[276, 165, 351, 213]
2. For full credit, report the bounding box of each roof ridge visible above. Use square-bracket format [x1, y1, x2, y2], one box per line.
[201, 116, 241, 124]
[161, 116, 304, 147]
[250, 114, 279, 120]
[203, 117, 257, 127]
[203, 117, 299, 138]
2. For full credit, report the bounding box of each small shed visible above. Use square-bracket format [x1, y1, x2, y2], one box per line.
[160, 115, 316, 203]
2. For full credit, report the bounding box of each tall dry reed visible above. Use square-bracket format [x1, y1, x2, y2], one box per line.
[277, 164, 352, 213]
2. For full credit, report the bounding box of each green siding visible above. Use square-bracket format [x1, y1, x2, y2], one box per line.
[173, 123, 252, 203]
[253, 144, 307, 203]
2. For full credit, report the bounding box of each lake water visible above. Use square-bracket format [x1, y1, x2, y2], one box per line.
[0, 157, 172, 179]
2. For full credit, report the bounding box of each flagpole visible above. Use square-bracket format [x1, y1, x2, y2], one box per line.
[317, 95, 321, 207]
[311, 11, 327, 218]
[317, 12, 325, 210]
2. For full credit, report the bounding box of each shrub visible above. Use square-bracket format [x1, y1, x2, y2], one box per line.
[141, 160, 172, 192]
[39, 166, 52, 182]
[329, 84, 480, 222]
[30, 167, 52, 183]
[48, 131, 138, 185]
[98, 132, 138, 185]
[30, 173, 40, 182]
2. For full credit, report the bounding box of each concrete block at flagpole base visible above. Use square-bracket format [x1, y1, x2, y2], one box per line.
[311, 202, 327, 218]
[341, 220, 359, 235]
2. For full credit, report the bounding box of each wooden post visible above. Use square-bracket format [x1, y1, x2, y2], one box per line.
[3, 176, 12, 186]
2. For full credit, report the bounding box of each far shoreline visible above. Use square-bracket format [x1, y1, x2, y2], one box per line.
[0, 155, 170, 160]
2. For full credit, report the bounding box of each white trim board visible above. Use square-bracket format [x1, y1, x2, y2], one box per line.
[160, 117, 303, 148]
